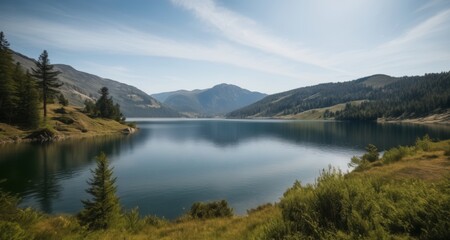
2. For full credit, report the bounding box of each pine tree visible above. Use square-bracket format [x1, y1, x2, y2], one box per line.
[96, 87, 114, 118]
[32, 50, 62, 118]
[0, 32, 17, 123]
[78, 152, 122, 230]
[14, 64, 40, 129]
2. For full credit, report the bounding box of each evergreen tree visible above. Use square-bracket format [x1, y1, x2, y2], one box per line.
[94, 87, 125, 122]
[32, 50, 62, 118]
[57, 93, 68, 107]
[96, 87, 114, 118]
[0, 32, 17, 123]
[78, 152, 122, 230]
[13, 64, 40, 129]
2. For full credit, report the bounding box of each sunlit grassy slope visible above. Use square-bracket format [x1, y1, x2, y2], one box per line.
[0, 104, 131, 143]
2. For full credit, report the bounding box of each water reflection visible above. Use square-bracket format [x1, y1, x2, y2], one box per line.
[135, 119, 450, 150]
[0, 120, 449, 218]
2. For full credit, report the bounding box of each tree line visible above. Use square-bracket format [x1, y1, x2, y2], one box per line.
[335, 72, 450, 121]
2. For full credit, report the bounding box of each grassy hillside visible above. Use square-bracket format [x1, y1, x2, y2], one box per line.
[0, 104, 134, 144]
[1, 137, 449, 239]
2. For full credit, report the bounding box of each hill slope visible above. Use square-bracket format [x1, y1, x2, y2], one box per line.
[0, 104, 134, 144]
[152, 84, 267, 117]
[227, 73, 450, 121]
[12, 52, 181, 118]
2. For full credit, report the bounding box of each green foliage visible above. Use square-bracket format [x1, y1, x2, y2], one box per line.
[415, 134, 432, 152]
[0, 185, 20, 222]
[189, 200, 233, 219]
[363, 144, 379, 162]
[0, 33, 40, 129]
[348, 144, 379, 171]
[143, 214, 168, 227]
[0, 220, 28, 240]
[78, 152, 122, 230]
[15, 69, 40, 129]
[84, 87, 125, 123]
[124, 207, 144, 233]
[57, 93, 68, 107]
[382, 145, 414, 164]
[228, 71, 450, 121]
[0, 31, 17, 124]
[267, 167, 450, 240]
[32, 50, 62, 118]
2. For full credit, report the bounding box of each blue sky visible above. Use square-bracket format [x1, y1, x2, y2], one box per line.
[1, 0, 449, 94]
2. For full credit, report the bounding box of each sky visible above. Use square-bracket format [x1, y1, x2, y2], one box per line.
[0, 0, 449, 95]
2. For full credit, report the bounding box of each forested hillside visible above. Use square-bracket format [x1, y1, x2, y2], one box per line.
[227, 73, 450, 121]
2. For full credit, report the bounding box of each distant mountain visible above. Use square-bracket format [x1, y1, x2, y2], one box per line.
[227, 73, 450, 121]
[12, 52, 181, 117]
[152, 84, 267, 117]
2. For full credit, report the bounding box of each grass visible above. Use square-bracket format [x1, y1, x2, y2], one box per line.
[278, 100, 366, 120]
[351, 139, 450, 182]
[0, 104, 133, 144]
[1, 138, 449, 239]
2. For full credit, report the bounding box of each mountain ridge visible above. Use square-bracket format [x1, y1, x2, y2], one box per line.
[152, 83, 267, 117]
[12, 51, 181, 118]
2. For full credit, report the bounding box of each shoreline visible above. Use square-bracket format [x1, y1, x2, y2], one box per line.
[0, 104, 137, 145]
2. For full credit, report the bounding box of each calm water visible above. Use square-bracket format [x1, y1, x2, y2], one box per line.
[0, 119, 449, 219]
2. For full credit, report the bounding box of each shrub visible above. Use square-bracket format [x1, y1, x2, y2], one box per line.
[415, 134, 432, 151]
[143, 215, 167, 227]
[0, 221, 28, 240]
[269, 167, 450, 239]
[124, 207, 144, 233]
[0, 188, 20, 222]
[362, 144, 379, 162]
[189, 200, 233, 219]
[382, 146, 414, 164]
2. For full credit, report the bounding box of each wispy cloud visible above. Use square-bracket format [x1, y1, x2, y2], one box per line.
[170, 0, 344, 73]
[1, 16, 302, 78]
[327, 8, 450, 75]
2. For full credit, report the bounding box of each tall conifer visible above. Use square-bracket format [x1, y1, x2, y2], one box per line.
[32, 50, 62, 118]
[0, 32, 17, 123]
[13, 64, 40, 129]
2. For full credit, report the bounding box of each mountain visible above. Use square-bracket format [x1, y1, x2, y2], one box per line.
[12, 52, 181, 117]
[152, 83, 267, 117]
[227, 73, 450, 121]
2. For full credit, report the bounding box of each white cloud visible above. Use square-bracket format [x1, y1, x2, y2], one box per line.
[170, 0, 345, 73]
[1, 16, 303, 79]
[327, 8, 450, 76]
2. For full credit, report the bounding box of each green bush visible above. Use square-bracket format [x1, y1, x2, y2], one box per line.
[269, 167, 450, 239]
[0, 221, 28, 240]
[0, 188, 20, 222]
[124, 207, 144, 233]
[143, 215, 167, 227]
[415, 135, 432, 151]
[189, 200, 233, 219]
[382, 146, 414, 164]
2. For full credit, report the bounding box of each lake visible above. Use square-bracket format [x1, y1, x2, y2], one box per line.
[1, 119, 449, 219]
